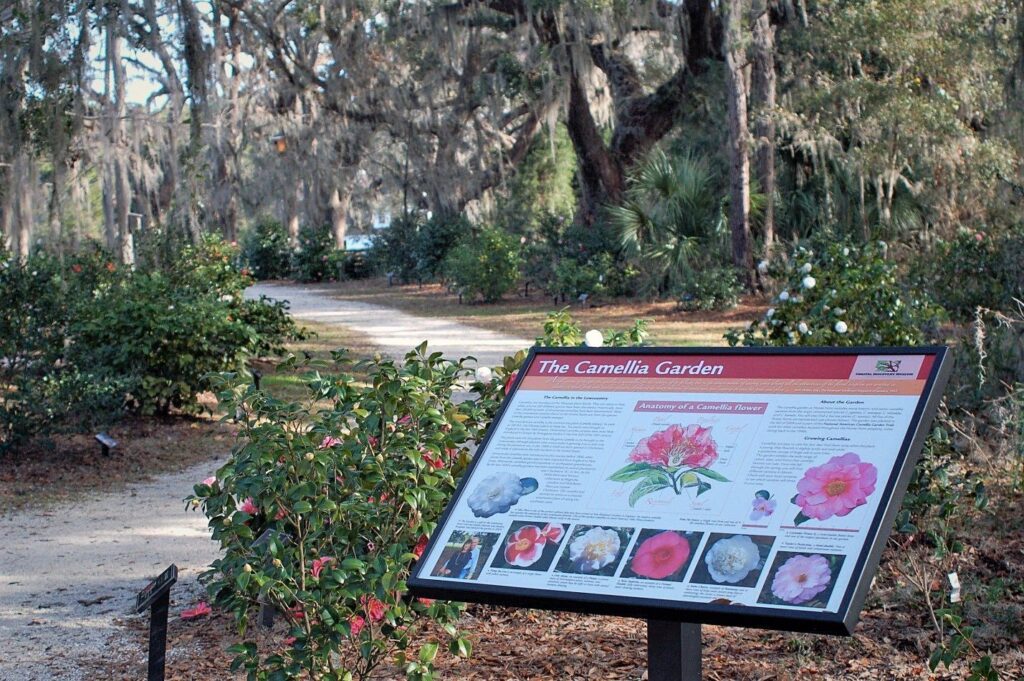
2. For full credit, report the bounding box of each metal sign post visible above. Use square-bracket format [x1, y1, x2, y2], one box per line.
[136, 564, 178, 681]
[647, 620, 701, 681]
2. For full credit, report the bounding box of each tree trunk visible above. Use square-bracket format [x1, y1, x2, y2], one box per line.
[13, 153, 33, 261]
[724, 0, 754, 288]
[285, 179, 301, 246]
[751, 1, 776, 251]
[329, 188, 349, 249]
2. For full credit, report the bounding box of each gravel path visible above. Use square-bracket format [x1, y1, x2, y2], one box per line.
[246, 282, 532, 369]
[0, 284, 529, 680]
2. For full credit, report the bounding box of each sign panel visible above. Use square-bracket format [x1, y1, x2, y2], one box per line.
[409, 347, 951, 635]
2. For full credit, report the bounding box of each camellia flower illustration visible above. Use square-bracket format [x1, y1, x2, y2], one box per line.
[467, 472, 538, 517]
[749, 490, 777, 521]
[504, 523, 564, 567]
[793, 452, 877, 524]
[704, 535, 761, 584]
[771, 554, 832, 604]
[630, 531, 691, 579]
[609, 424, 728, 506]
[629, 424, 718, 468]
[568, 527, 621, 573]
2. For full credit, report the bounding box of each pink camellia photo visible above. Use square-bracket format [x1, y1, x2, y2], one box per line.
[792, 452, 877, 525]
[609, 424, 728, 506]
[492, 522, 566, 571]
[759, 551, 846, 609]
[623, 529, 702, 581]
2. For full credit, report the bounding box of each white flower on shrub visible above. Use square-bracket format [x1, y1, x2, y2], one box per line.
[778, 290, 790, 302]
[834, 321, 848, 334]
[842, 247, 850, 256]
[766, 308, 775, 319]
[475, 366, 493, 383]
[757, 260, 769, 274]
[467, 472, 525, 517]
[798, 322, 809, 334]
[800, 263, 812, 274]
[834, 307, 846, 316]
[584, 329, 604, 347]
[802, 276, 816, 289]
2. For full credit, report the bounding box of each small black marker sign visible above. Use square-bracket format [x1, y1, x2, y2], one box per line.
[136, 564, 177, 681]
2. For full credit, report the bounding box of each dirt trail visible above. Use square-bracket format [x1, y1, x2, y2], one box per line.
[246, 282, 531, 369]
[0, 284, 530, 680]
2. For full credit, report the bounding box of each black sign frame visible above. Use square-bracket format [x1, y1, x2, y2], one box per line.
[409, 346, 951, 636]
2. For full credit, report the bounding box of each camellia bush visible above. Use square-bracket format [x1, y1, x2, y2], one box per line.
[193, 311, 651, 680]
[726, 240, 941, 347]
[194, 346, 487, 680]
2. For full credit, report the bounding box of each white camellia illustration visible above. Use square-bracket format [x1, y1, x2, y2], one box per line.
[704, 535, 761, 584]
[467, 472, 537, 518]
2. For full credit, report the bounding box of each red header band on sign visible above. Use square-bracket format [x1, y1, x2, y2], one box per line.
[528, 354, 871, 380]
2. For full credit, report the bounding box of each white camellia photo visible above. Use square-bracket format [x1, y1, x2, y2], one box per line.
[701, 535, 764, 584]
[466, 472, 538, 518]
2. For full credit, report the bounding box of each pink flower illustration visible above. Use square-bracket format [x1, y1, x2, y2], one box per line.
[311, 557, 334, 579]
[180, 601, 212, 620]
[628, 424, 718, 469]
[630, 531, 691, 579]
[771, 554, 832, 604]
[504, 523, 563, 567]
[750, 495, 777, 521]
[237, 497, 258, 515]
[794, 453, 877, 522]
[319, 435, 343, 449]
[349, 614, 366, 636]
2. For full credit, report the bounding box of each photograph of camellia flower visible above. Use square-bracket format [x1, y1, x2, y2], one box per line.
[608, 424, 729, 507]
[689, 533, 775, 588]
[553, 525, 635, 577]
[791, 452, 878, 526]
[489, 521, 567, 572]
[757, 551, 846, 609]
[429, 530, 500, 581]
[466, 472, 539, 518]
[621, 529, 704, 582]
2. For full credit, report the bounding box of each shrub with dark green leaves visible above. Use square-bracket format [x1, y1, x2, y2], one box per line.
[726, 241, 941, 347]
[242, 217, 291, 280]
[443, 228, 521, 303]
[291, 225, 342, 283]
[675, 266, 742, 312]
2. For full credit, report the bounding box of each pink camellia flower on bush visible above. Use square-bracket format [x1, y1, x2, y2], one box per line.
[771, 554, 832, 604]
[274, 507, 288, 521]
[793, 452, 877, 524]
[237, 497, 258, 515]
[421, 450, 445, 469]
[412, 535, 428, 559]
[319, 435, 343, 449]
[349, 615, 366, 637]
[628, 424, 718, 469]
[630, 531, 691, 580]
[311, 557, 334, 579]
[504, 523, 563, 567]
[202, 476, 217, 487]
[361, 595, 387, 622]
[180, 601, 211, 620]
[504, 370, 519, 395]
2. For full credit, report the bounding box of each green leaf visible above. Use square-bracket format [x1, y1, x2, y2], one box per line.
[794, 511, 811, 526]
[608, 463, 656, 482]
[691, 467, 729, 482]
[419, 642, 439, 664]
[292, 501, 313, 514]
[629, 480, 670, 507]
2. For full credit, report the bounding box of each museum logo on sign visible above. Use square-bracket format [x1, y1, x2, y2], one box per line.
[850, 355, 923, 379]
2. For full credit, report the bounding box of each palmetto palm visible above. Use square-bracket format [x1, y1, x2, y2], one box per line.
[608, 151, 725, 293]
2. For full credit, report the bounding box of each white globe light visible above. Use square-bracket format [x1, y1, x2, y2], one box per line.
[584, 329, 604, 347]
[475, 366, 493, 382]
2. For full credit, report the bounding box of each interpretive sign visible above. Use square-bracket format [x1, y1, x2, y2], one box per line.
[409, 347, 950, 636]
